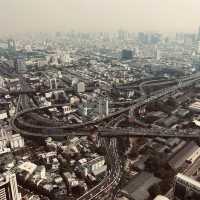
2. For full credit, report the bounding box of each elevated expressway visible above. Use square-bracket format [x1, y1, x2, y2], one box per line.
[9, 72, 200, 200]
[11, 72, 200, 137]
[100, 128, 200, 140]
[0, 85, 96, 96]
[115, 77, 178, 94]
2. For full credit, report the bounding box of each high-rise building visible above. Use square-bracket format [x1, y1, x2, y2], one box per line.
[197, 26, 200, 41]
[98, 98, 109, 117]
[121, 49, 133, 60]
[183, 33, 195, 45]
[154, 46, 161, 61]
[16, 58, 27, 73]
[138, 32, 149, 44]
[118, 29, 127, 41]
[77, 82, 85, 93]
[0, 173, 21, 200]
[7, 39, 16, 55]
[50, 78, 57, 90]
[197, 41, 200, 54]
[150, 33, 161, 44]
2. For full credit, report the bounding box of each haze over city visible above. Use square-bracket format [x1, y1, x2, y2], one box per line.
[1, 0, 200, 34]
[2, 1, 200, 200]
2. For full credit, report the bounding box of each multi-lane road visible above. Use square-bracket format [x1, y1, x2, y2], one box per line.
[9, 72, 200, 200]
[11, 72, 200, 138]
[100, 127, 200, 140]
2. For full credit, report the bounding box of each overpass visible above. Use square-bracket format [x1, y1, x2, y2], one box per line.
[9, 72, 200, 200]
[11, 72, 200, 137]
[99, 127, 200, 140]
[0, 86, 96, 96]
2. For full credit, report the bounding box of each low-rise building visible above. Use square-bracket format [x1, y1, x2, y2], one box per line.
[168, 141, 200, 171]
[189, 101, 200, 113]
[154, 195, 169, 200]
[17, 161, 37, 181]
[78, 155, 107, 176]
[10, 134, 24, 149]
[121, 172, 161, 200]
[0, 110, 7, 120]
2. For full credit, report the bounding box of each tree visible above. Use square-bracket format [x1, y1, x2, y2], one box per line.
[167, 97, 177, 108]
[128, 146, 138, 159]
[148, 183, 161, 198]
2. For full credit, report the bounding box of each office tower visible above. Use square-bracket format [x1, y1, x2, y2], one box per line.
[138, 32, 149, 44]
[7, 39, 16, 54]
[155, 46, 161, 60]
[77, 82, 85, 93]
[118, 29, 126, 41]
[16, 58, 27, 73]
[98, 99, 109, 117]
[150, 33, 161, 44]
[121, 49, 133, 60]
[197, 41, 200, 54]
[0, 173, 21, 200]
[98, 99, 103, 118]
[105, 99, 109, 116]
[50, 78, 57, 90]
[197, 26, 200, 41]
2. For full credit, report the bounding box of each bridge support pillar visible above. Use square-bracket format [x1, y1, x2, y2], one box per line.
[128, 107, 135, 123]
[196, 168, 199, 176]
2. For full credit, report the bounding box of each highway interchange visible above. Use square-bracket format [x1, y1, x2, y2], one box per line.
[6, 66, 200, 199]
[2, 60, 200, 199]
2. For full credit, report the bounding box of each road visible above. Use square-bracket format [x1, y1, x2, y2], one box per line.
[77, 115, 124, 200]
[8, 72, 200, 200]
[100, 127, 200, 140]
[11, 72, 200, 137]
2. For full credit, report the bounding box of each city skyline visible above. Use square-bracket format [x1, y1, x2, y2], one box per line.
[1, 1, 200, 199]
[1, 0, 200, 35]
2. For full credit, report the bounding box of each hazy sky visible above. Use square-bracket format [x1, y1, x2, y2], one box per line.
[0, 0, 200, 34]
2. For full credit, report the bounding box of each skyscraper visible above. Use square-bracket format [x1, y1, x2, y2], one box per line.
[197, 41, 200, 54]
[197, 26, 200, 41]
[121, 49, 133, 60]
[7, 39, 16, 55]
[0, 173, 21, 200]
[155, 46, 161, 60]
[98, 98, 109, 117]
[15, 58, 27, 73]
